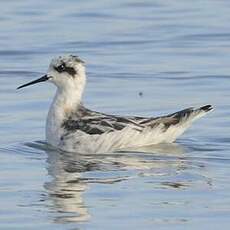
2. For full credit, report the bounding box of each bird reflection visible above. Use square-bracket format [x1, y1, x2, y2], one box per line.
[28, 141, 210, 224]
[44, 149, 91, 223]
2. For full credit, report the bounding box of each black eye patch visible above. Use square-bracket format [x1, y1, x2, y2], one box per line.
[54, 63, 77, 77]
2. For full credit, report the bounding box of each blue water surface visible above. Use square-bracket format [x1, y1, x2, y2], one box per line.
[0, 0, 230, 229]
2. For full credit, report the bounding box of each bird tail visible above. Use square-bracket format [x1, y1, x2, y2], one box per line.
[191, 104, 213, 121]
[168, 104, 213, 125]
[163, 104, 213, 143]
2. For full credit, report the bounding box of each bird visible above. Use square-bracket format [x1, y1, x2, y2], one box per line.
[17, 55, 213, 154]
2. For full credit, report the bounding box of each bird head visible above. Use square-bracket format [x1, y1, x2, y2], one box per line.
[17, 55, 86, 91]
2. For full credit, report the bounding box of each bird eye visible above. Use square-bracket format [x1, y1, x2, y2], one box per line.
[55, 64, 66, 73]
[59, 64, 65, 71]
[54, 63, 77, 76]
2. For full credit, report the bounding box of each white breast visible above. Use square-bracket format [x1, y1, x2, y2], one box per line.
[46, 93, 66, 146]
[46, 105, 64, 146]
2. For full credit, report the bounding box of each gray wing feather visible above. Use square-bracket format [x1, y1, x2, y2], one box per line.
[62, 114, 144, 135]
[62, 105, 197, 135]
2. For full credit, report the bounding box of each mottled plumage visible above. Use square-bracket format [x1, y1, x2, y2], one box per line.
[58, 104, 212, 153]
[61, 105, 211, 135]
[17, 55, 213, 154]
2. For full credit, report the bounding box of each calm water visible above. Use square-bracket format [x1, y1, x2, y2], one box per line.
[1, 0, 230, 229]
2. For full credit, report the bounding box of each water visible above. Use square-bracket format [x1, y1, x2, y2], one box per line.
[0, 0, 230, 229]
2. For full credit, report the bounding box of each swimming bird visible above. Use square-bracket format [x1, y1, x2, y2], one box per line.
[17, 55, 213, 153]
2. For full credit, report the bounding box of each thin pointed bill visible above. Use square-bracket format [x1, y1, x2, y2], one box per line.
[17, 75, 49, 89]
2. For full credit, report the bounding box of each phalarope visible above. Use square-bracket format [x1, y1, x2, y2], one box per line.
[18, 55, 213, 153]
